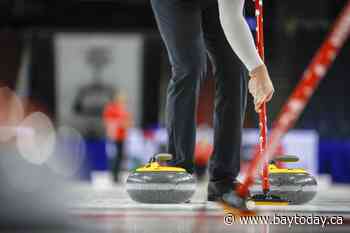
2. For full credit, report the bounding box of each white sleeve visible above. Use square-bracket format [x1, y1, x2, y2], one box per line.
[218, 0, 264, 72]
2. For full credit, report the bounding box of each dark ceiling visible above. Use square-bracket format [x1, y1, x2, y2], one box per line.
[0, 0, 347, 30]
[0, 0, 156, 30]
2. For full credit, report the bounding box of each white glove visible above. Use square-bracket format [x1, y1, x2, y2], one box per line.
[248, 65, 274, 112]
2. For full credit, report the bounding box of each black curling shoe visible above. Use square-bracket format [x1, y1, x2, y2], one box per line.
[208, 179, 251, 211]
[207, 179, 243, 201]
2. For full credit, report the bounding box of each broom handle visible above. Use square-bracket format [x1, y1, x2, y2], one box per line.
[255, 0, 270, 193]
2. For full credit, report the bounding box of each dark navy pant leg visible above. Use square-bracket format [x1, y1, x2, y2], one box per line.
[150, 0, 207, 173]
[202, 2, 248, 182]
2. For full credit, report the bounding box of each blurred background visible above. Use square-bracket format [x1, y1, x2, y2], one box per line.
[0, 0, 349, 232]
[0, 0, 349, 189]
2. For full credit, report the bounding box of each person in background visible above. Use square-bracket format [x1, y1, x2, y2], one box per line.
[103, 91, 132, 182]
[194, 138, 213, 181]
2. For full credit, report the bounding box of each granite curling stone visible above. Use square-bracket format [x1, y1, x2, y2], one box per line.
[266, 171, 317, 204]
[126, 154, 196, 203]
[251, 155, 317, 205]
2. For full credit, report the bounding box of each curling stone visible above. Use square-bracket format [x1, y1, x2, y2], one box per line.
[126, 153, 196, 203]
[252, 155, 317, 205]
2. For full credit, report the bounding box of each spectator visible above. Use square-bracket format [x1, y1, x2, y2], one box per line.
[103, 91, 132, 182]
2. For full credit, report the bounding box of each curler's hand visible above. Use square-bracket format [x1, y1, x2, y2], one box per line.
[248, 65, 274, 112]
